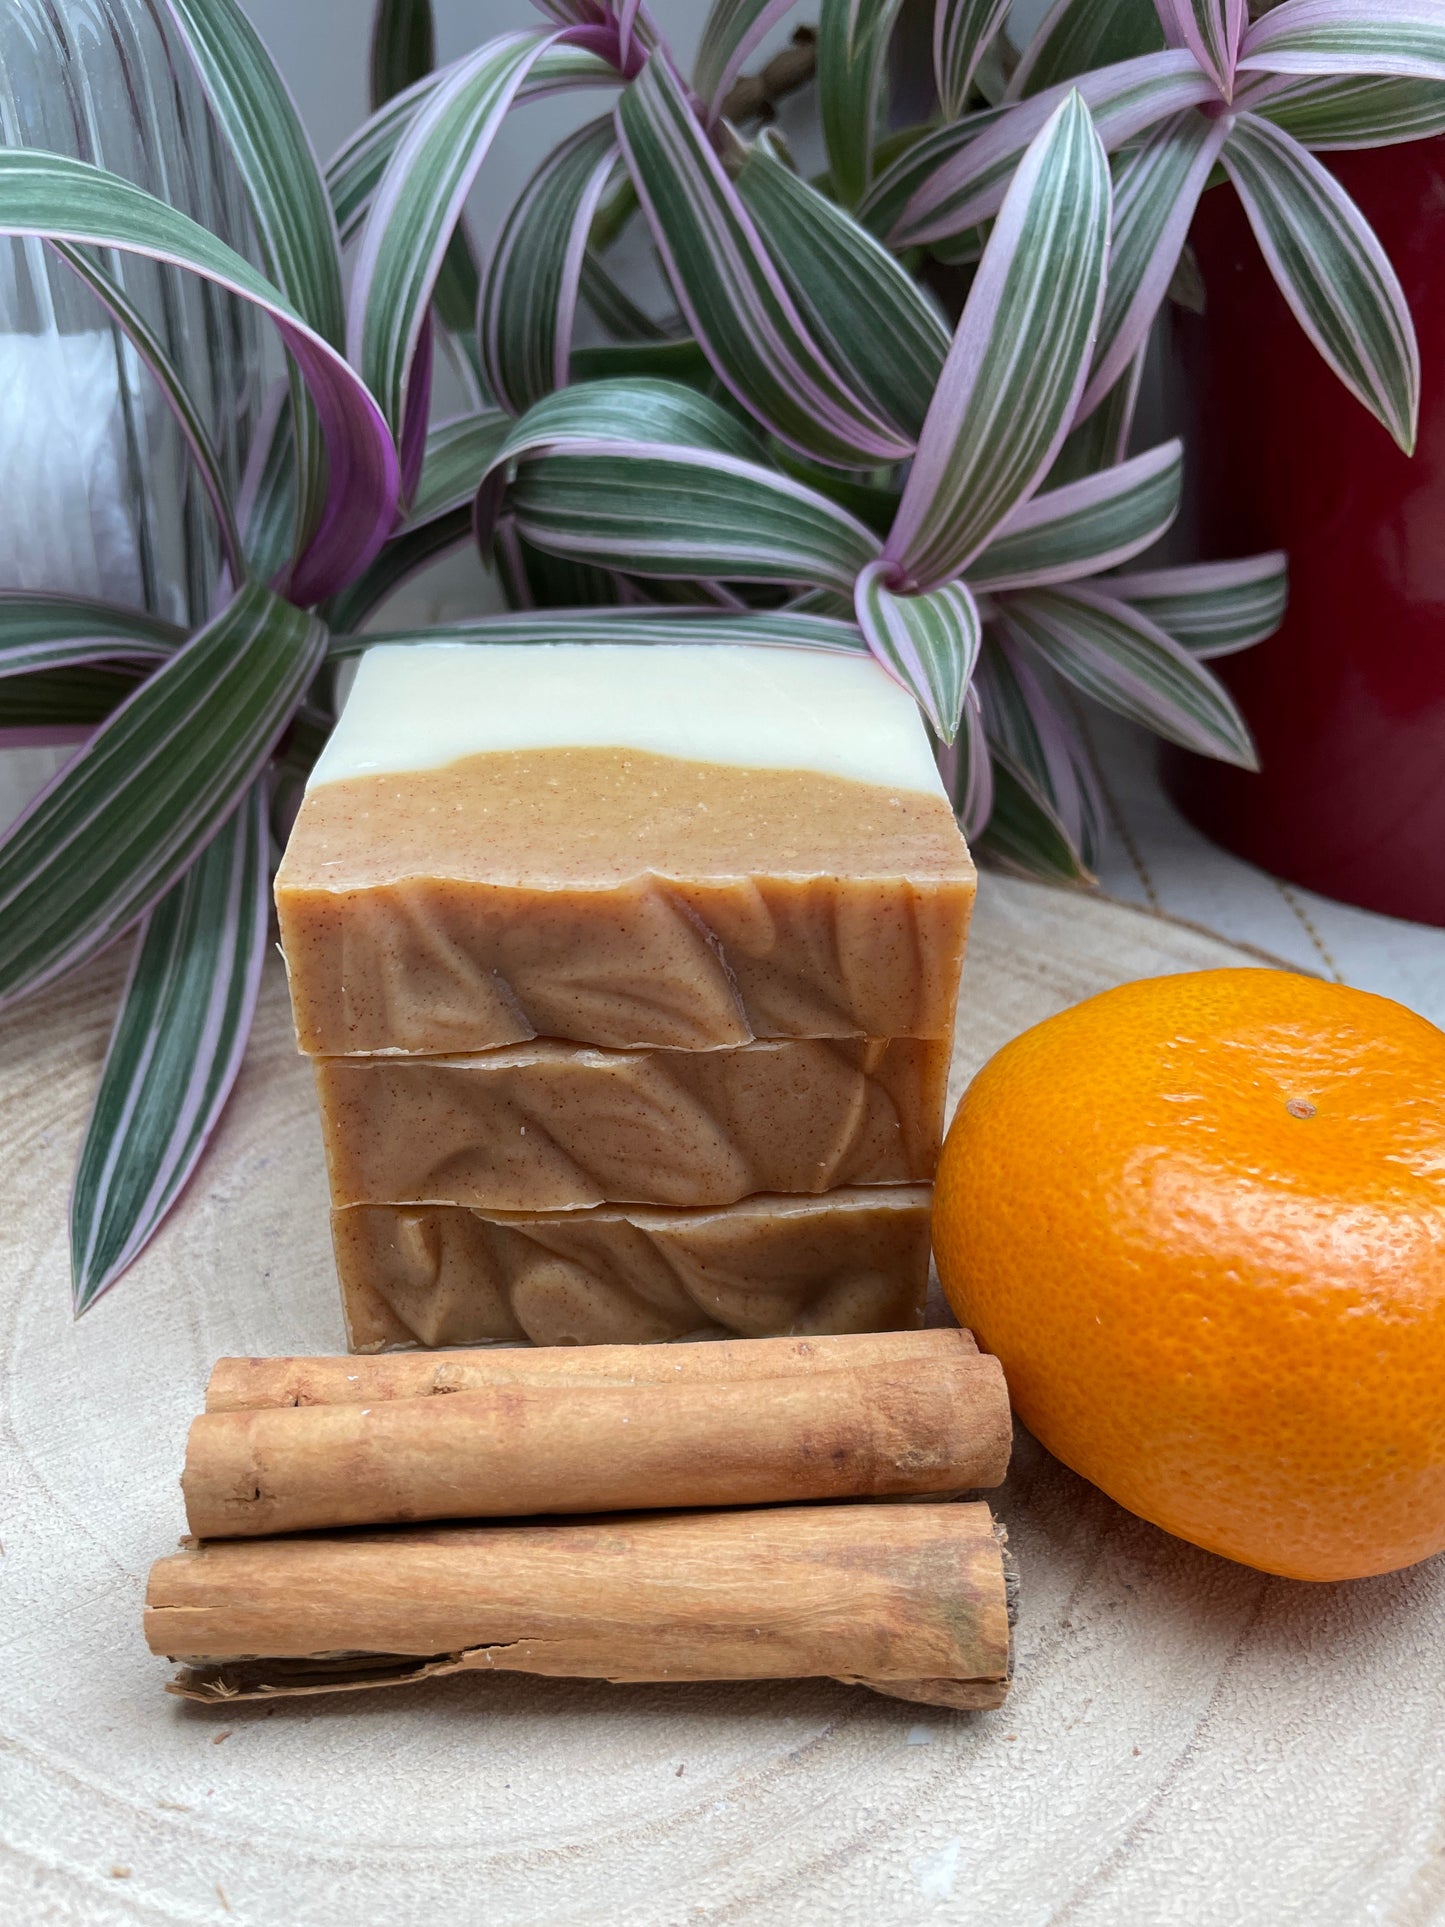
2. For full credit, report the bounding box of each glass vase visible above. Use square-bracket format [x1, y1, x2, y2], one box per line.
[0, 0, 261, 626]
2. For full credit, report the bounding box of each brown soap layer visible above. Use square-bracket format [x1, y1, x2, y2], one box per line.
[147, 1502, 1012, 1709]
[180, 1336, 1011, 1538]
[275, 747, 975, 1056]
[313, 1034, 947, 1212]
[331, 1187, 933, 1350]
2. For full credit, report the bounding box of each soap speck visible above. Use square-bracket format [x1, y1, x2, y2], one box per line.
[906, 1724, 934, 1746]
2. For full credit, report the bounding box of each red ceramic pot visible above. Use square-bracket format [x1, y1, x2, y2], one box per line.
[1164, 137, 1445, 927]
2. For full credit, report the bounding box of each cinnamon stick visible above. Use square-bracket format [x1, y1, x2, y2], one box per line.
[182, 1332, 1010, 1538]
[147, 1501, 1013, 1710]
[204, 1328, 979, 1411]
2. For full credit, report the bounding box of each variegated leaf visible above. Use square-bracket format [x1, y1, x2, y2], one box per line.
[370, 0, 435, 109]
[325, 509, 472, 636]
[368, 0, 483, 352]
[508, 444, 882, 590]
[694, 0, 801, 119]
[164, 0, 345, 567]
[1238, 0, 1445, 86]
[329, 71, 438, 244]
[1079, 108, 1227, 415]
[0, 595, 182, 678]
[817, 0, 904, 206]
[854, 564, 981, 739]
[886, 92, 1112, 589]
[409, 410, 511, 525]
[480, 117, 618, 414]
[974, 743, 1093, 880]
[351, 605, 869, 655]
[497, 532, 628, 612]
[70, 781, 269, 1312]
[49, 242, 246, 585]
[1000, 584, 1258, 764]
[735, 139, 949, 441]
[935, 0, 1013, 117]
[327, 41, 614, 245]
[1048, 347, 1145, 486]
[164, 0, 344, 344]
[236, 380, 299, 586]
[570, 337, 714, 385]
[1009, 0, 1166, 98]
[0, 667, 141, 746]
[774, 449, 900, 536]
[889, 52, 1214, 245]
[0, 583, 325, 1006]
[856, 104, 1006, 240]
[1242, 72, 1445, 146]
[399, 314, 436, 505]
[968, 440, 1182, 590]
[1222, 112, 1418, 450]
[616, 53, 913, 466]
[977, 633, 1105, 868]
[0, 152, 398, 605]
[580, 247, 671, 339]
[474, 376, 764, 547]
[351, 30, 610, 442]
[1107, 552, 1289, 655]
[1158, 0, 1245, 97]
[950, 687, 995, 839]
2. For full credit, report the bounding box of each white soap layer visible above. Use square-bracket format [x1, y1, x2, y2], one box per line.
[310, 642, 946, 797]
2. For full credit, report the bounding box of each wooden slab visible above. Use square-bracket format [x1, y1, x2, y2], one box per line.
[2, 875, 1436, 1927]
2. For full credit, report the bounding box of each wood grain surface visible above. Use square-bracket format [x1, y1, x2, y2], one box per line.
[2, 874, 1440, 1927]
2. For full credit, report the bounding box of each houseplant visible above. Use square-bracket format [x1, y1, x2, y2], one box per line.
[0, 0, 1440, 1309]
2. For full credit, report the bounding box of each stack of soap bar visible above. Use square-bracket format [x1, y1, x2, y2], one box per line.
[275, 640, 975, 1349]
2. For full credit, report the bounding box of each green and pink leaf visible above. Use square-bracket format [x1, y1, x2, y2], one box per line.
[0, 582, 325, 1007]
[1221, 112, 1418, 449]
[934, 0, 1013, 118]
[616, 53, 913, 465]
[694, 0, 801, 119]
[1156, 0, 1245, 97]
[1107, 552, 1289, 655]
[1079, 108, 1227, 415]
[1238, 0, 1445, 86]
[1008, 0, 1166, 99]
[999, 583, 1258, 763]
[854, 563, 981, 739]
[888, 51, 1213, 244]
[480, 116, 619, 413]
[886, 91, 1112, 587]
[968, 440, 1182, 590]
[817, 0, 904, 206]
[69, 781, 270, 1312]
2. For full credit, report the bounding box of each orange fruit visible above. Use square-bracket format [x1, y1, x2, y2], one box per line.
[933, 969, 1445, 1581]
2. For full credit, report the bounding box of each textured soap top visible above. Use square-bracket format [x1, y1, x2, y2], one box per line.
[310, 641, 947, 798]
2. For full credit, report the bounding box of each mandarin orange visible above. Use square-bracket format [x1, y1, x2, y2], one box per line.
[933, 969, 1445, 1581]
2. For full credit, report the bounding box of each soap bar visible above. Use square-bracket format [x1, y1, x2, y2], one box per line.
[275, 642, 975, 1056]
[331, 1187, 932, 1350]
[313, 1035, 946, 1211]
